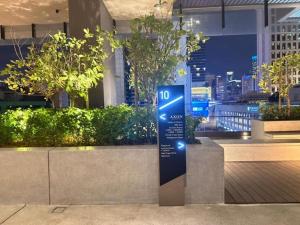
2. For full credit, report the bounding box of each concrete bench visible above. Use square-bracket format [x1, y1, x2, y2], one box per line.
[216, 139, 300, 162]
[265, 131, 300, 140]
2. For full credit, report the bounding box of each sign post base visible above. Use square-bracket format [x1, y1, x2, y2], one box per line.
[159, 175, 185, 206]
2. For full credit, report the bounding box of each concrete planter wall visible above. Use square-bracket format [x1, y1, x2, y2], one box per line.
[0, 148, 51, 204]
[251, 119, 300, 140]
[0, 138, 224, 205]
[218, 140, 300, 162]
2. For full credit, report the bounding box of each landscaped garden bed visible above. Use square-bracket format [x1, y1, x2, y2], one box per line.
[0, 105, 200, 147]
[252, 105, 300, 140]
[260, 105, 300, 121]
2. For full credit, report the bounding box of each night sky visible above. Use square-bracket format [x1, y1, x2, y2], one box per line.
[0, 34, 257, 79]
[205, 34, 257, 79]
[0, 46, 16, 70]
[0, 45, 29, 70]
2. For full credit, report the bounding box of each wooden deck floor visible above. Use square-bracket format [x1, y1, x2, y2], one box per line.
[225, 161, 300, 204]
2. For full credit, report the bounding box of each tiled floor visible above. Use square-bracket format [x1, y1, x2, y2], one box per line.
[1, 204, 300, 225]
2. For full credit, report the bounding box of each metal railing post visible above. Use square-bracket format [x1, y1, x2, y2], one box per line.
[32, 23, 36, 38]
[63, 22, 68, 35]
[264, 0, 269, 27]
[0, 25, 5, 40]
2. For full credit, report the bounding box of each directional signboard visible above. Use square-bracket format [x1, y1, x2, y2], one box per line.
[157, 85, 186, 206]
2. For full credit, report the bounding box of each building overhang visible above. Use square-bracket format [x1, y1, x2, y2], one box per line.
[0, 0, 173, 26]
[0, 0, 300, 37]
[173, 0, 300, 10]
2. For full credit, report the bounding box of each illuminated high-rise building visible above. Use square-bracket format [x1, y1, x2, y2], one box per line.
[187, 42, 207, 82]
[226, 71, 234, 82]
[258, 7, 300, 85]
[216, 75, 225, 101]
[242, 74, 255, 95]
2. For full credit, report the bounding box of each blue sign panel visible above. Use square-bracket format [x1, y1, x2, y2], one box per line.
[157, 85, 186, 206]
[247, 105, 259, 113]
[192, 100, 209, 117]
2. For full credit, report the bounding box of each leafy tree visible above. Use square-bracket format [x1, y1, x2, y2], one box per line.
[124, 15, 207, 107]
[260, 61, 285, 109]
[260, 53, 300, 115]
[1, 27, 119, 108]
[123, 15, 207, 141]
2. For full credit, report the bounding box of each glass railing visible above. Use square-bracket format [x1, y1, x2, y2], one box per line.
[195, 115, 259, 139]
[197, 115, 260, 132]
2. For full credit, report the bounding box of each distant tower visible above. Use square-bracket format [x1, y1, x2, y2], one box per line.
[251, 55, 258, 91]
[242, 74, 255, 95]
[226, 71, 234, 82]
[187, 42, 207, 83]
[216, 75, 225, 101]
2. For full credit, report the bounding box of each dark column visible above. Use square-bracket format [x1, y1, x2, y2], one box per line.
[0, 25, 5, 40]
[179, 2, 183, 30]
[264, 0, 269, 27]
[68, 0, 104, 108]
[63, 22, 68, 35]
[32, 24, 36, 38]
[99, 1, 117, 106]
[221, 0, 225, 29]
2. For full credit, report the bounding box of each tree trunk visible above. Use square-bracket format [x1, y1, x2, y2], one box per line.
[70, 97, 75, 108]
[49, 97, 56, 109]
[287, 95, 291, 117]
[85, 93, 90, 109]
[58, 90, 67, 108]
[133, 65, 140, 142]
[278, 93, 282, 111]
[146, 93, 152, 144]
[134, 66, 139, 108]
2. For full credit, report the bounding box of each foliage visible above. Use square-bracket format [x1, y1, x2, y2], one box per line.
[0, 106, 200, 147]
[91, 105, 133, 145]
[0, 109, 28, 145]
[55, 108, 93, 145]
[123, 15, 206, 142]
[0, 28, 119, 108]
[23, 109, 59, 146]
[124, 15, 207, 106]
[185, 116, 201, 144]
[125, 107, 157, 144]
[260, 54, 300, 113]
[260, 104, 300, 121]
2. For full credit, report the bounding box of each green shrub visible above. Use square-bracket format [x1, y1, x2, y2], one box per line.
[0, 105, 200, 147]
[126, 107, 157, 144]
[23, 109, 58, 146]
[186, 116, 201, 144]
[92, 105, 132, 145]
[0, 109, 28, 146]
[56, 108, 93, 146]
[261, 105, 300, 121]
[290, 107, 300, 120]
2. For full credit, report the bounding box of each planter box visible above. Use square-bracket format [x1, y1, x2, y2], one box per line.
[0, 148, 51, 204]
[217, 139, 300, 162]
[251, 119, 300, 140]
[0, 138, 224, 205]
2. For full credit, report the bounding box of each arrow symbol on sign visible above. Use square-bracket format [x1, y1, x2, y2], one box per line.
[177, 141, 185, 150]
[159, 114, 167, 121]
